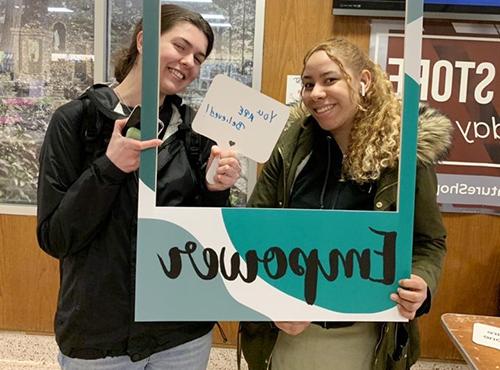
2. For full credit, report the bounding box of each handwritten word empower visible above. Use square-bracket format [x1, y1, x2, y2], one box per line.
[157, 228, 396, 305]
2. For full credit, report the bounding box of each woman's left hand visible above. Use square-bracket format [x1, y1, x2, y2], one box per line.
[390, 274, 428, 320]
[206, 145, 241, 191]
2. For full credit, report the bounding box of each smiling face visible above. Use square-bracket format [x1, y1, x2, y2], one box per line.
[301, 50, 361, 139]
[156, 21, 208, 96]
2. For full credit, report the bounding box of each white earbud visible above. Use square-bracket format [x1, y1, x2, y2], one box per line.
[360, 82, 366, 97]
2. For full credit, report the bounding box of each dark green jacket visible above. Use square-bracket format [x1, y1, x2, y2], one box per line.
[240, 105, 452, 370]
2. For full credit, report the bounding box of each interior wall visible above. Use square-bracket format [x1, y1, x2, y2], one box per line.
[0, 214, 58, 332]
[0, 0, 498, 363]
[418, 214, 500, 359]
[260, 0, 369, 102]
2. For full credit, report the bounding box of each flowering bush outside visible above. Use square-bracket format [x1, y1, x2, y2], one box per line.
[0, 95, 62, 204]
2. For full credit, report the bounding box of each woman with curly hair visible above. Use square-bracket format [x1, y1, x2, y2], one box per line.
[240, 37, 452, 370]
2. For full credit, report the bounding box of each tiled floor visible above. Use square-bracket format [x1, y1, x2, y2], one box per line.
[0, 331, 469, 369]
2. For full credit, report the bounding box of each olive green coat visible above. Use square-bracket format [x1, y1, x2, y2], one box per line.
[240, 105, 452, 370]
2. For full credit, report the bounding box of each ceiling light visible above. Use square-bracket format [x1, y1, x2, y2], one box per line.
[47, 7, 73, 13]
[202, 14, 225, 20]
[163, 0, 213, 3]
[209, 22, 231, 28]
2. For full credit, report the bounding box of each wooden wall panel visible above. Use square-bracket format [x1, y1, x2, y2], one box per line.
[261, 1, 370, 102]
[419, 214, 500, 360]
[0, 214, 58, 332]
[261, 0, 335, 102]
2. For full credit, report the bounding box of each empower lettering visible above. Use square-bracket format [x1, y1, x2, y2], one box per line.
[156, 227, 396, 305]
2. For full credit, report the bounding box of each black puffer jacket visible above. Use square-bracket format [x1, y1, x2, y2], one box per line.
[37, 85, 228, 361]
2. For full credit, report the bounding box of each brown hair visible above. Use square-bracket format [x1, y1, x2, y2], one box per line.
[114, 4, 214, 83]
[301, 37, 401, 183]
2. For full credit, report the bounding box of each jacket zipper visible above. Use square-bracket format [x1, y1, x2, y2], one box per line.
[373, 322, 388, 367]
[278, 147, 287, 208]
[319, 136, 332, 209]
[265, 340, 277, 370]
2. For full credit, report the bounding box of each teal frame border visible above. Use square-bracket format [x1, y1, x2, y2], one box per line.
[134, 0, 424, 320]
[139, 0, 160, 190]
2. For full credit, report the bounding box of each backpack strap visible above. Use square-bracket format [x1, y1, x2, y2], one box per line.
[77, 84, 125, 166]
[79, 96, 101, 164]
[184, 129, 203, 170]
[180, 103, 213, 174]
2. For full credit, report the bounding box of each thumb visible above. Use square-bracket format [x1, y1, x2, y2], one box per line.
[210, 145, 222, 159]
[207, 145, 221, 167]
[114, 118, 128, 134]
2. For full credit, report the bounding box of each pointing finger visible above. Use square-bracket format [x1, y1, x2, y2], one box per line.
[139, 138, 162, 150]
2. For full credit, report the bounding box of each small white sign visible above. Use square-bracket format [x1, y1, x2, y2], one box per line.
[192, 74, 290, 163]
[286, 75, 302, 105]
[472, 323, 500, 350]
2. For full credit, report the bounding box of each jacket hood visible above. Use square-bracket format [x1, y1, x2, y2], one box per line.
[83, 83, 187, 123]
[83, 83, 125, 121]
[286, 103, 453, 166]
[415, 104, 453, 166]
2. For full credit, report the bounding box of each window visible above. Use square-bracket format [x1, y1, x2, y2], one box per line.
[0, 0, 261, 209]
[0, 0, 94, 206]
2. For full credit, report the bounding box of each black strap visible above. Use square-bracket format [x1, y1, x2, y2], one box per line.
[184, 129, 202, 169]
[78, 97, 115, 165]
[215, 322, 228, 344]
[237, 322, 242, 370]
[80, 97, 100, 160]
[82, 98, 97, 138]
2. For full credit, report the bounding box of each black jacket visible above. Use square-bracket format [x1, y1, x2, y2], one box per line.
[36, 85, 228, 360]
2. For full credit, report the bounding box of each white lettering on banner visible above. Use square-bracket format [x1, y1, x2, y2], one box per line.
[475, 62, 495, 104]
[437, 183, 500, 197]
[420, 59, 431, 101]
[389, 58, 404, 95]
[388, 58, 496, 104]
[455, 116, 500, 144]
[432, 60, 453, 102]
[455, 61, 475, 103]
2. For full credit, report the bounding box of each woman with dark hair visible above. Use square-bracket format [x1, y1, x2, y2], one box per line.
[37, 4, 240, 369]
[240, 37, 451, 370]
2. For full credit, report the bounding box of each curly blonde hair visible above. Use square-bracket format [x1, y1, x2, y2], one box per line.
[301, 38, 401, 183]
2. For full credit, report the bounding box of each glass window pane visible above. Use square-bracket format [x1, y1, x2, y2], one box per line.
[0, 0, 94, 205]
[109, 0, 258, 206]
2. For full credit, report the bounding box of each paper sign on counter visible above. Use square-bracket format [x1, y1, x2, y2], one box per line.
[472, 323, 500, 350]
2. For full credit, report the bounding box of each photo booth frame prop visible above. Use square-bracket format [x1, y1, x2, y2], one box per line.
[134, 0, 424, 321]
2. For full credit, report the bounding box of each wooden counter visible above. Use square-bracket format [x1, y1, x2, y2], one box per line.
[441, 313, 500, 369]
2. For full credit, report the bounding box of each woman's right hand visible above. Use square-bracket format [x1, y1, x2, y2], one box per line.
[106, 118, 162, 173]
[274, 321, 311, 336]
